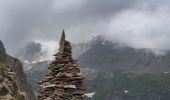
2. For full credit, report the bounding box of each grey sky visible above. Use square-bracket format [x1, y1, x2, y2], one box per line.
[0, 0, 170, 55]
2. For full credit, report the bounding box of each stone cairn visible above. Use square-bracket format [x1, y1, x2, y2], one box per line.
[38, 31, 86, 100]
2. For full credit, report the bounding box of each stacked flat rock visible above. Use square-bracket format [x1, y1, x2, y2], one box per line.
[38, 31, 86, 100]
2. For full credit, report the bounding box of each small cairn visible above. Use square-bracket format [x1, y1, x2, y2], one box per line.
[38, 31, 86, 100]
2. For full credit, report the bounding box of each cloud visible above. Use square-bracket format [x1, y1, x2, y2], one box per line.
[52, 0, 87, 12]
[107, 6, 170, 50]
[0, 0, 170, 55]
[34, 40, 59, 61]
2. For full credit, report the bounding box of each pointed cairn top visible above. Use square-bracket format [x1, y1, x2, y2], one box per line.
[60, 30, 66, 44]
[58, 30, 66, 55]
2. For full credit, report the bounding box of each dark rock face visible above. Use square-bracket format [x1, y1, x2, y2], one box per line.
[0, 40, 36, 100]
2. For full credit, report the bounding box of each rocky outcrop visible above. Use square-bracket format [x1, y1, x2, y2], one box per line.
[0, 40, 36, 100]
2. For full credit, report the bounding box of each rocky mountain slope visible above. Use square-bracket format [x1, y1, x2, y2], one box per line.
[0, 40, 35, 100]
[78, 36, 170, 74]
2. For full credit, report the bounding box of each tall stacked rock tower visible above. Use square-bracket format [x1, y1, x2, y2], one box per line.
[38, 31, 86, 100]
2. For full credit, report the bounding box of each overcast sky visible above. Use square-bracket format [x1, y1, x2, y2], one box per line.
[0, 0, 170, 55]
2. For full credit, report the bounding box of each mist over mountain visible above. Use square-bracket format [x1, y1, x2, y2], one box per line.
[15, 40, 59, 63]
[17, 35, 170, 74]
[15, 42, 42, 63]
[78, 36, 170, 74]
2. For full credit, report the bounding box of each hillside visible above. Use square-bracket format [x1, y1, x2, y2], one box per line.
[88, 71, 170, 100]
[0, 40, 35, 100]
